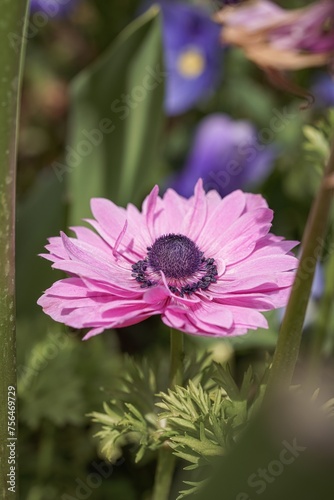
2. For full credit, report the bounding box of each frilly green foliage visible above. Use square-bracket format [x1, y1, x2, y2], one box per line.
[18, 333, 85, 428]
[17, 317, 121, 429]
[91, 354, 267, 498]
[90, 352, 214, 463]
[157, 382, 235, 467]
[17, 315, 125, 498]
[303, 110, 334, 171]
[90, 356, 162, 463]
[282, 109, 334, 205]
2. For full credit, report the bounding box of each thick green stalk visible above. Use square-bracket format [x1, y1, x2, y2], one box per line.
[152, 329, 184, 500]
[0, 1, 29, 498]
[151, 443, 177, 500]
[266, 138, 334, 392]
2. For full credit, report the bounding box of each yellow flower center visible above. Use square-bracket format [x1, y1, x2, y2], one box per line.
[177, 47, 206, 79]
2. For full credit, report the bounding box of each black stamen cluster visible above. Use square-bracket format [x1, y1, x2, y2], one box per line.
[173, 257, 218, 297]
[131, 255, 218, 296]
[131, 259, 155, 288]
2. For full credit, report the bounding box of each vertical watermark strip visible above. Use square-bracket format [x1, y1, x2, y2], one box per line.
[0, 0, 30, 497]
[6, 387, 17, 494]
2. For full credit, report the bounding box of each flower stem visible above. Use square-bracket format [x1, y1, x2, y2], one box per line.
[0, 0, 29, 496]
[266, 137, 334, 393]
[151, 443, 177, 500]
[169, 328, 184, 388]
[152, 329, 184, 500]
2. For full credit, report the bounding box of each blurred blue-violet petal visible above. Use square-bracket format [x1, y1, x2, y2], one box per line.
[29, 0, 78, 16]
[312, 73, 334, 107]
[160, 1, 224, 115]
[311, 263, 325, 301]
[278, 263, 324, 328]
[171, 113, 276, 198]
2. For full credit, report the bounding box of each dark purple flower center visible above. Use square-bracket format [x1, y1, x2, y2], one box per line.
[131, 233, 218, 297]
[148, 234, 202, 278]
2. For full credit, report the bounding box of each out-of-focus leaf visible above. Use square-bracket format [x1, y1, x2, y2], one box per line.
[67, 6, 165, 225]
[227, 328, 278, 350]
[19, 338, 85, 428]
[303, 124, 330, 161]
[17, 316, 120, 428]
[197, 406, 334, 500]
[16, 171, 65, 317]
[227, 311, 279, 351]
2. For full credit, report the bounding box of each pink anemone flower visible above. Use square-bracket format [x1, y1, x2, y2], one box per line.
[38, 180, 298, 339]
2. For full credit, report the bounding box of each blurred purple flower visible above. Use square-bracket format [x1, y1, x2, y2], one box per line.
[171, 114, 276, 198]
[312, 73, 334, 107]
[160, 2, 224, 115]
[29, 0, 77, 16]
[311, 263, 325, 300]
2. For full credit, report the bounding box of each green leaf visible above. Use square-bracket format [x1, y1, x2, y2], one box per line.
[213, 364, 241, 400]
[176, 479, 209, 500]
[239, 365, 253, 400]
[171, 449, 200, 466]
[16, 171, 66, 317]
[18, 335, 85, 428]
[303, 125, 330, 161]
[67, 6, 165, 225]
[168, 417, 197, 432]
[171, 435, 222, 458]
[226, 327, 279, 350]
[125, 403, 147, 424]
[90, 356, 163, 464]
